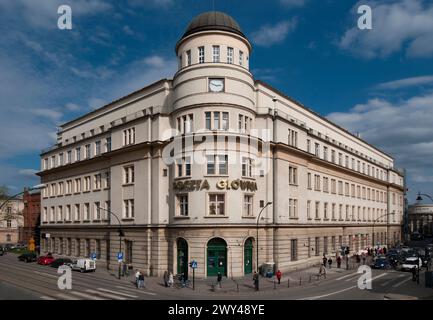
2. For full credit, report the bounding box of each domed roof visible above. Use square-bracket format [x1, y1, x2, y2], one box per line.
[181, 11, 246, 40]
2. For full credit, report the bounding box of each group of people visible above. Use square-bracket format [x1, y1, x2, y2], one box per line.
[135, 269, 145, 288]
[163, 271, 175, 287]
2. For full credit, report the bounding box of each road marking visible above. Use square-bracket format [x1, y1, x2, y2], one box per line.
[380, 274, 405, 287]
[70, 291, 105, 300]
[336, 273, 357, 281]
[115, 286, 157, 296]
[97, 288, 139, 298]
[33, 271, 58, 279]
[299, 285, 357, 300]
[56, 293, 80, 300]
[392, 277, 412, 288]
[85, 289, 127, 300]
[40, 296, 56, 300]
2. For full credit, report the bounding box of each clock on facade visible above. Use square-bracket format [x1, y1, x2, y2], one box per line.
[209, 78, 224, 92]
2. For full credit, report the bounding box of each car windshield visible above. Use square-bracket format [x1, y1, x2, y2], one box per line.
[405, 260, 418, 265]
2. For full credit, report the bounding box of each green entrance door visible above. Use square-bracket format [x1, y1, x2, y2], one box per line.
[207, 238, 227, 277]
[244, 238, 253, 275]
[177, 238, 188, 279]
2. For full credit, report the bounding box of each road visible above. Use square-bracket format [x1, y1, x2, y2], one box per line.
[0, 251, 432, 300]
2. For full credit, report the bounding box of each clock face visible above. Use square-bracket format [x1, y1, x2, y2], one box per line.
[209, 79, 224, 92]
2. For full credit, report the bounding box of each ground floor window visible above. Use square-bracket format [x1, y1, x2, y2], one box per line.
[291, 239, 298, 261]
[324, 237, 328, 254]
[96, 239, 101, 259]
[6, 234, 11, 242]
[315, 237, 320, 256]
[75, 239, 80, 257]
[125, 240, 133, 264]
[85, 239, 90, 257]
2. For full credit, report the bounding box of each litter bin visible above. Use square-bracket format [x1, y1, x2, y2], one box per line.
[261, 262, 275, 278]
[425, 271, 433, 288]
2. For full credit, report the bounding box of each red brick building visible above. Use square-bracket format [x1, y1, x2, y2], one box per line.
[19, 188, 41, 245]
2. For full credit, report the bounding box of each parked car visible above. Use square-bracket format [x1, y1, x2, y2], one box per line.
[371, 257, 393, 270]
[400, 257, 423, 271]
[18, 253, 37, 263]
[67, 259, 96, 272]
[50, 258, 73, 268]
[37, 254, 55, 265]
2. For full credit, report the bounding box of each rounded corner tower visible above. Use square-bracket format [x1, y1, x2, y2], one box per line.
[173, 11, 255, 112]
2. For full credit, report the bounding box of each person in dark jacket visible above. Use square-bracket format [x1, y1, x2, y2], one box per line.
[337, 256, 342, 268]
[217, 272, 222, 288]
[323, 255, 327, 266]
[253, 272, 259, 291]
[328, 257, 333, 269]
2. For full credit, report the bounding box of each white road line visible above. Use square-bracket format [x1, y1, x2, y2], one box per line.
[380, 274, 405, 287]
[299, 285, 357, 300]
[336, 273, 357, 281]
[70, 291, 105, 300]
[392, 277, 412, 288]
[56, 293, 80, 300]
[344, 274, 363, 282]
[114, 286, 157, 296]
[97, 288, 138, 298]
[85, 289, 127, 300]
[33, 271, 58, 279]
[40, 296, 56, 300]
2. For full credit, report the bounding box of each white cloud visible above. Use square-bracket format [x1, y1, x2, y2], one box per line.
[338, 0, 433, 58]
[143, 55, 166, 68]
[18, 169, 39, 178]
[252, 19, 298, 47]
[128, 0, 174, 8]
[30, 108, 63, 122]
[279, 0, 307, 8]
[88, 98, 107, 110]
[375, 75, 433, 90]
[65, 103, 81, 111]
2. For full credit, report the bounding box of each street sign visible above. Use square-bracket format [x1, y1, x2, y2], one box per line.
[91, 252, 97, 260]
[190, 260, 197, 269]
[45, 233, 51, 238]
[117, 252, 123, 263]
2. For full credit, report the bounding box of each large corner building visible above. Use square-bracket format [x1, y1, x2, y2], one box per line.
[38, 12, 405, 278]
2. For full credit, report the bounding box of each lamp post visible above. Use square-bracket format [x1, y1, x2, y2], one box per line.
[256, 201, 272, 291]
[372, 211, 395, 254]
[97, 206, 124, 280]
[416, 192, 433, 203]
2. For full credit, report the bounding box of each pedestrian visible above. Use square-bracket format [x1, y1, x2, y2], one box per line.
[362, 255, 366, 265]
[168, 272, 174, 287]
[276, 270, 282, 284]
[337, 256, 342, 268]
[135, 269, 140, 288]
[253, 272, 259, 291]
[319, 264, 327, 278]
[138, 271, 145, 289]
[163, 271, 169, 287]
[322, 255, 327, 266]
[217, 271, 222, 288]
[383, 247, 387, 255]
[328, 257, 333, 269]
[122, 262, 127, 277]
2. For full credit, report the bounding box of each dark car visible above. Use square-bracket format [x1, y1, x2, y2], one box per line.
[50, 258, 73, 268]
[371, 257, 393, 270]
[18, 253, 37, 263]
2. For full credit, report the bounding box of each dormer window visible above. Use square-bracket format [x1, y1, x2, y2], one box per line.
[212, 45, 220, 62]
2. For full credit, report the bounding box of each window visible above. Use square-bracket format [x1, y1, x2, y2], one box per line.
[177, 195, 188, 216]
[58, 182, 64, 196]
[208, 194, 225, 215]
[331, 150, 336, 163]
[315, 143, 320, 157]
[324, 202, 328, 220]
[339, 204, 343, 220]
[198, 46, 205, 63]
[212, 45, 220, 62]
[67, 151, 72, 164]
[44, 158, 48, 170]
[332, 236, 336, 252]
[338, 181, 343, 195]
[214, 112, 220, 129]
[314, 175, 321, 191]
[238, 114, 251, 133]
[95, 141, 101, 156]
[178, 114, 194, 134]
[104, 201, 110, 220]
[6, 220, 11, 228]
[94, 202, 101, 220]
[323, 177, 329, 192]
[242, 157, 253, 177]
[177, 157, 191, 177]
[123, 128, 135, 146]
[75, 147, 81, 162]
[51, 156, 56, 168]
[331, 179, 336, 194]
[315, 201, 320, 219]
[57, 206, 63, 221]
[323, 146, 328, 161]
[227, 47, 233, 64]
[291, 239, 298, 261]
[243, 195, 253, 216]
[74, 204, 80, 221]
[205, 111, 229, 130]
[84, 176, 91, 192]
[123, 165, 135, 184]
[289, 166, 298, 185]
[65, 205, 71, 221]
[289, 199, 298, 218]
[346, 205, 350, 220]
[74, 178, 81, 193]
[315, 237, 320, 256]
[307, 173, 312, 189]
[307, 201, 311, 219]
[186, 50, 191, 66]
[94, 174, 102, 190]
[106, 137, 111, 152]
[84, 144, 91, 159]
[42, 207, 47, 222]
[239, 50, 244, 66]
[59, 153, 64, 166]
[288, 129, 298, 147]
[307, 139, 311, 153]
[205, 112, 211, 130]
[84, 203, 90, 221]
[345, 182, 350, 196]
[324, 237, 328, 254]
[222, 112, 229, 130]
[104, 171, 111, 188]
[206, 155, 228, 175]
[123, 200, 134, 218]
[345, 156, 349, 167]
[332, 203, 336, 220]
[50, 207, 55, 222]
[338, 153, 343, 166]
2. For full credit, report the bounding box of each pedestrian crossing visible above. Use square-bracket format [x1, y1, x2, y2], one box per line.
[40, 286, 152, 300]
[334, 271, 416, 288]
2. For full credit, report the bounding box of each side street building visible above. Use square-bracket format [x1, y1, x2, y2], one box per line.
[38, 11, 405, 278]
[0, 197, 24, 245]
[19, 188, 41, 245]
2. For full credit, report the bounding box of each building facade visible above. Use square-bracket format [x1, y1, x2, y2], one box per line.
[408, 202, 433, 235]
[19, 188, 41, 245]
[38, 11, 405, 278]
[0, 198, 24, 245]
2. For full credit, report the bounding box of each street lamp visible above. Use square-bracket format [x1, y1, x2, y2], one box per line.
[97, 206, 124, 280]
[416, 192, 433, 202]
[256, 201, 272, 291]
[372, 211, 395, 253]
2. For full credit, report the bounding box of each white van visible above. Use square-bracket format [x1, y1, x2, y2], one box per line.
[69, 259, 96, 272]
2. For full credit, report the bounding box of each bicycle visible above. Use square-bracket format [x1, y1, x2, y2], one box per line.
[175, 274, 191, 288]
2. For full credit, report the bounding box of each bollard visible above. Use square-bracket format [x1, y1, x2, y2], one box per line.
[287, 279, 290, 288]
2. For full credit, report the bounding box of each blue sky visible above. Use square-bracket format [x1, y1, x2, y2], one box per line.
[1, 0, 433, 203]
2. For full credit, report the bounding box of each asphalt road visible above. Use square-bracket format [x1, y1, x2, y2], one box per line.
[0, 251, 432, 300]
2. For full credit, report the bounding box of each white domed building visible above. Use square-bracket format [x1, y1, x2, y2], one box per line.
[38, 12, 404, 278]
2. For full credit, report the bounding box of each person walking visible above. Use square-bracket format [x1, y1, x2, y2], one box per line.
[253, 272, 259, 291]
[163, 271, 169, 287]
[362, 254, 366, 265]
[135, 269, 140, 288]
[168, 272, 174, 287]
[328, 257, 333, 269]
[322, 255, 327, 266]
[217, 272, 222, 288]
[337, 256, 342, 268]
[138, 271, 145, 289]
[276, 270, 282, 284]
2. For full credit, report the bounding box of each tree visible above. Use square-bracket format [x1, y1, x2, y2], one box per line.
[0, 185, 9, 199]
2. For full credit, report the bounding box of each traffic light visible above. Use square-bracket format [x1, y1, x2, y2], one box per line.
[189, 262, 193, 268]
